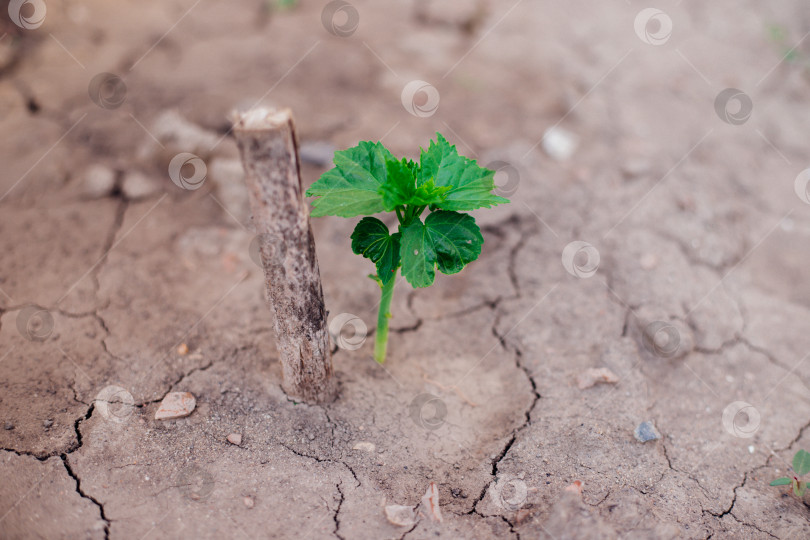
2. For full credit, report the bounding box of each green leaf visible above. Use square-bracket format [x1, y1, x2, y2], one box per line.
[306, 141, 395, 217]
[418, 133, 510, 211]
[400, 219, 437, 288]
[379, 158, 449, 211]
[798, 480, 807, 497]
[398, 210, 483, 288]
[794, 450, 810, 476]
[770, 477, 792, 486]
[425, 210, 483, 274]
[351, 217, 401, 284]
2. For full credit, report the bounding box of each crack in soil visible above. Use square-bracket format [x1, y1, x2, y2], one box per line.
[333, 481, 345, 540]
[61, 454, 111, 540]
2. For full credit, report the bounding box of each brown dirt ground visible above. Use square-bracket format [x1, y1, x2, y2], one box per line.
[2, 0, 810, 538]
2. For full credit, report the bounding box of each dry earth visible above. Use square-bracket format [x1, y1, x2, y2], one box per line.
[2, 0, 810, 538]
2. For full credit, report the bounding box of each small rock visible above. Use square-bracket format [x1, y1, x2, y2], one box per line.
[634, 421, 661, 443]
[177, 343, 189, 356]
[4, 422, 14, 430]
[43, 419, 53, 428]
[352, 441, 375, 452]
[299, 141, 336, 167]
[82, 165, 116, 199]
[150, 110, 220, 156]
[243, 496, 254, 509]
[419, 482, 443, 523]
[384, 505, 417, 527]
[564, 480, 583, 495]
[121, 171, 160, 200]
[155, 392, 196, 420]
[541, 127, 578, 161]
[227, 433, 242, 446]
[450, 488, 465, 499]
[576, 368, 620, 390]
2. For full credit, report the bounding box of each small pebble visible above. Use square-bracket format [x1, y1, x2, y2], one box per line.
[121, 171, 160, 200]
[43, 419, 53, 428]
[576, 367, 619, 390]
[227, 433, 242, 446]
[748, 445, 755, 454]
[352, 441, 375, 452]
[634, 421, 661, 443]
[564, 480, 583, 495]
[541, 127, 578, 161]
[177, 343, 189, 356]
[155, 392, 196, 420]
[82, 164, 116, 199]
[4, 422, 14, 430]
[420, 482, 443, 523]
[384, 505, 417, 527]
[243, 496, 254, 509]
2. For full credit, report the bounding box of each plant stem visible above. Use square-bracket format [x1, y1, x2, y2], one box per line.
[374, 275, 397, 363]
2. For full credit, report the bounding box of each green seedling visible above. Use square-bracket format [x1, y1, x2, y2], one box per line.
[770, 449, 810, 497]
[306, 133, 509, 363]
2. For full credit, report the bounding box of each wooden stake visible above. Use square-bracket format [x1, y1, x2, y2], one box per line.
[233, 108, 335, 403]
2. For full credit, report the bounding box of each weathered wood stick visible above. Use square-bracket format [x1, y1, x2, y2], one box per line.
[233, 108, 336, 403]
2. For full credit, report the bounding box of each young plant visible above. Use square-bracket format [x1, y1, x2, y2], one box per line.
[770, 449, 810, 497]
[306, 133, 509, 363]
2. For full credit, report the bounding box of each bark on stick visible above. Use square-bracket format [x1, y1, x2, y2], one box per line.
[233, 108, 335, 403]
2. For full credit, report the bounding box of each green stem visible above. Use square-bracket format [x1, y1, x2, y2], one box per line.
[374, 275, 397, 363]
